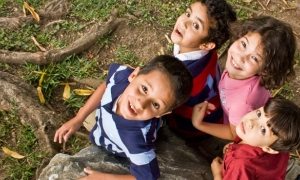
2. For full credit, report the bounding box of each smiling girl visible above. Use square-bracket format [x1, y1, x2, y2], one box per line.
[192, 16, 296, 140]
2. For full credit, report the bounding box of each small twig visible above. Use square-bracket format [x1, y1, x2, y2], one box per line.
[45, 20, 66, 27]
[266, 0, 271, 6]
[234, 4, 261, 14]
[282, 0, 289, 7]
[282, 7, 296, 11]
[164, 34, 172, 44]
[257, 0, 266, 10]
[31, 36, 46, 52]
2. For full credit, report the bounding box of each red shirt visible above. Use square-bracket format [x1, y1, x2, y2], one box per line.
[222, 138, 289, 180]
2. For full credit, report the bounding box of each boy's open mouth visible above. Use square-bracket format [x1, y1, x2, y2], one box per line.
[175, 29, 182, 36]
[128, 102, 137, 115]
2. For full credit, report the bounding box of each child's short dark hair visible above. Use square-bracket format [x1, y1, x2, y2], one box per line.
[138, 55, 193, 111]
[264, 96, 300, 152]
[198, 0, 236, 50]
[230, 16, 296, 90]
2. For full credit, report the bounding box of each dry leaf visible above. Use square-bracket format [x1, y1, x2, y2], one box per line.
[37, 86, 45, 104]
[73, 89, 95, 96]
[2, 147, 26, 159]
[243, 0, 252, 2]
[23, 2, 40, 22]
[63, 83, 71, 101]
[38, 72, 46, 87]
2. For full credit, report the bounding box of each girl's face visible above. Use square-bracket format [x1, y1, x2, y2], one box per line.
[225, 32, 264, 80]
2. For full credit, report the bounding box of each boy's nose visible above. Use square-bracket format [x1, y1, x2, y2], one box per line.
[135, 98, 146, 111]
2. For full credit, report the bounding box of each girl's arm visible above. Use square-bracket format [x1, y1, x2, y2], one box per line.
[54, 82, 106, 143]
[192, 103, 236, 140]
[78, 168, 136, 180]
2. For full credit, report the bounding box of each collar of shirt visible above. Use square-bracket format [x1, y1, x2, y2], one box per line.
[173, 44, 209, 61]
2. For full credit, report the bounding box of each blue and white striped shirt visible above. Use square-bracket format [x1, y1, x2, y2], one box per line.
[90, 63, 160, 180]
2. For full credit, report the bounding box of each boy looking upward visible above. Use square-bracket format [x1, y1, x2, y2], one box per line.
[54, 55, 193, 180]
[194, 96, 300, 179]
[165, 0, 236, 138]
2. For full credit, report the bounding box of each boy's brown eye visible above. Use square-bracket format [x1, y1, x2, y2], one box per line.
[185, 12, 190, 17]
[152, 102, 159, 109]
[142, 86, 147, 93]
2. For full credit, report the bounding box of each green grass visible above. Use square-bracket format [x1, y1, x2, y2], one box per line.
[0, 106, 47, 180]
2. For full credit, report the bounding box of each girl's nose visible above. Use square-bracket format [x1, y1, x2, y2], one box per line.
[246, 120, 253, 129]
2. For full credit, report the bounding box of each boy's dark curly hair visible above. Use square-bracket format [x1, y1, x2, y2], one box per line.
[198, 0, 236, 50]
[230, 16, 296, 90]
[264, 96, 300, 152]
[138, 55, 193, 111]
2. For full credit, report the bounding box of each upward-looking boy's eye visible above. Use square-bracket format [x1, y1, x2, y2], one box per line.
[152, 102, 160, 109]
[193, 23, 199, 29]
[142, 86, 148, 94]
[256, 110, 261, 117]
[260, 126, 266, 135]
[185, 12, 190, 17]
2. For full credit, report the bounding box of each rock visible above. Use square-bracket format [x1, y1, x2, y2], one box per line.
[39, 127, 229, 180]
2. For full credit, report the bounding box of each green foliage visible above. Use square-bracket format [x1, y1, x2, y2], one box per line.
[115, 45, 142, 67]
[0, 106, 47, 179]
[21, 55, 101, 101]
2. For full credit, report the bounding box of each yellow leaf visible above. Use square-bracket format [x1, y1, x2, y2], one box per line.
[2, 147, 25, 159]
[37, 86, 45, 104]
[38, 72, 46, 87]
[23, 2, 40, 22]
[63, 83, 71, 101]
[74, 89, 95, 96]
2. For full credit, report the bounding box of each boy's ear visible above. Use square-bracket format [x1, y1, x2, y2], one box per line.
[199, 42, 216, 51]
[261, 147, 279, 154]
[155, 111, 172, 118]
[128, 67, 140, 82]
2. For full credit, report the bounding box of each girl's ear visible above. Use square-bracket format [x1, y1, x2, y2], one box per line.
[199, 42, 216, 50]
[128, 67, 140, 82]
[262, 147, 279, 154]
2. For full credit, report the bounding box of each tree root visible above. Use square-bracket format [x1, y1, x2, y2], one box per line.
[0, 17, 125, 65]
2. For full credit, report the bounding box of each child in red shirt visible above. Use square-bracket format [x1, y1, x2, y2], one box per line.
[194, 96, 300, 179]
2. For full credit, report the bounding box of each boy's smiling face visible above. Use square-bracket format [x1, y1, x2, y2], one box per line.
[116, 68, 174, 121]
[236, 107, 278, 149]
[171, 2, 212, 53]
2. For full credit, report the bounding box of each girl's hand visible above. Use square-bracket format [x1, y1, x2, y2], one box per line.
[192, 101, 215, 126]
[223, 142, 233, 154]
[54, 116, 83, 144]
[211, 157, 223, 178]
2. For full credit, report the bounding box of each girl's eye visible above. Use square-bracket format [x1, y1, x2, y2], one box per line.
[142, 86, 147, 94]
[193, 23, 199, 29]
[256, 110, 261, 117]
[241, 41, 246, 48]
[185, 12, 190, 17]
[152, 102, 159, 109]
[251, 56, 259, 62]
[260, 126, 266, 135]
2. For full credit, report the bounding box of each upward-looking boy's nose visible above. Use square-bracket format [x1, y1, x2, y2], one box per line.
[135, 97, 146, 111]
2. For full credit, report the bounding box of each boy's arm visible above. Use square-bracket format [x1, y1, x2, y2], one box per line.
[192, 102, 236, 140]
[54, 82, 106, 143]
[78, 168, 136, 180]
